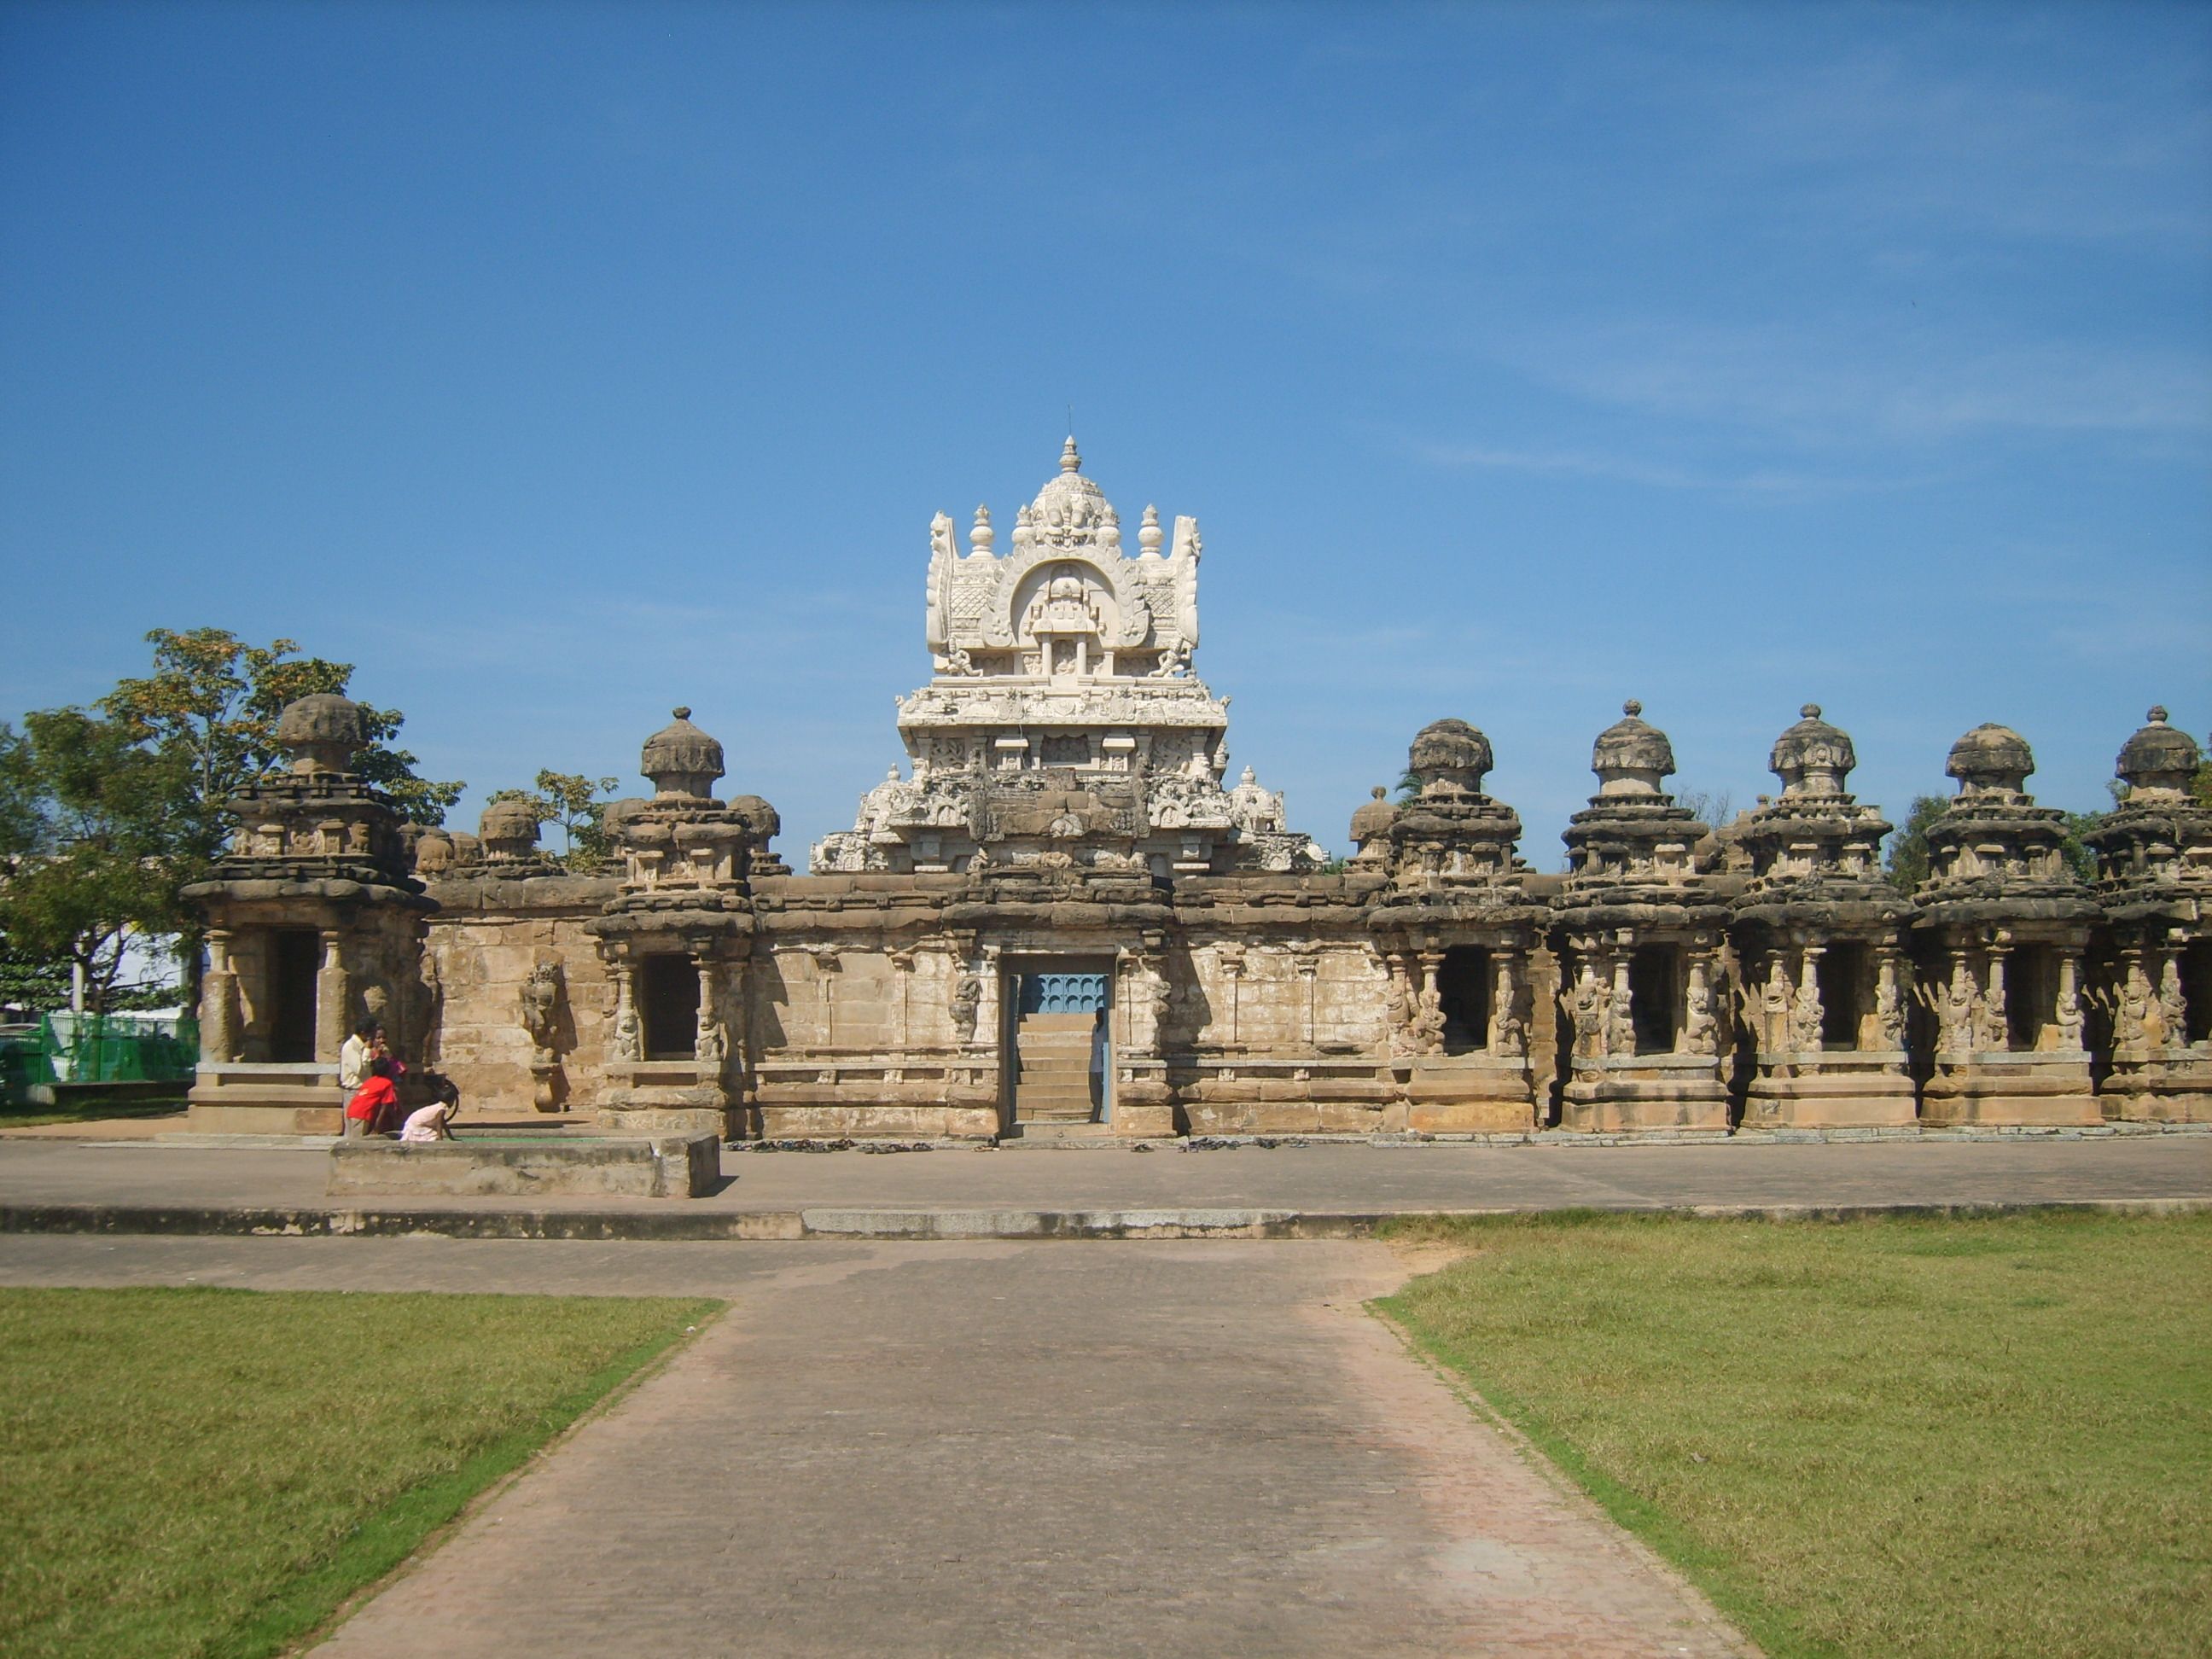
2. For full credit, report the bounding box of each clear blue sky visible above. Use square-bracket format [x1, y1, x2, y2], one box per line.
[3, 2, 2207, 862]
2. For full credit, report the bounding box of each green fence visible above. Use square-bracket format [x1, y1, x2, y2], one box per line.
[0, 1013, 198, 1109]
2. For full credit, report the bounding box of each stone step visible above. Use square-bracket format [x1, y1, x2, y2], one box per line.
[1018, 1012, 1100, 1033]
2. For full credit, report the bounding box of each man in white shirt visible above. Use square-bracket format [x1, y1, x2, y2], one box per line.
[338, 1020, 381, 1093]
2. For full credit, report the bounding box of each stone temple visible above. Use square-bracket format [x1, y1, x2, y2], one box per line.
[184, 443, 2212, 1139]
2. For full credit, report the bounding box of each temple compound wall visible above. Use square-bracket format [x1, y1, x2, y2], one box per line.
[187, 443, 2212, 1138]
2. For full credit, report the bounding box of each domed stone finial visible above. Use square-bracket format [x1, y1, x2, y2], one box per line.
[2116, 704, 2202, 799]
[2149, 705, 2169, 724]
[641, 707, 725, 800]
[275, 692, 368, 777]
[1348, 783, 1400, 853]
[1138, 504, 1164, 557]
[1408, 718, 1494, 795]
[479, 796, 543, 860]
[1060, 435, 1081, 474]
[1945, 723, 2035, 797]
[970, 504, 995, 556]
[672, 706, 690, 720]
[1770, 704, 1856, 796]
[1592, 700, 1675, 797]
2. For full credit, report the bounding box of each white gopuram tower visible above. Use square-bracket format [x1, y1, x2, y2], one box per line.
[812, 439, 1322, 876]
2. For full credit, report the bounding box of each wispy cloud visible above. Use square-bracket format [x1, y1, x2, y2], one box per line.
[1412, 439, 1897, 495]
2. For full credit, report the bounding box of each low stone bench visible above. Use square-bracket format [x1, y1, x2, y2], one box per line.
[328, 1132, 719, 1200]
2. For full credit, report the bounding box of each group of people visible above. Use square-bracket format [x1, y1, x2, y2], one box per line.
[338, 1019, 461, 1142]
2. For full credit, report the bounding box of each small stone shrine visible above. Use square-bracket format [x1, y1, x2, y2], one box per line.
[2083, 709, 2212, 1121]
[1555, 703, 1730, 1132]
[1911, 725, 2098, 1126]
[185, 443, 2212, 1137]
[184, 693, 434, 1132]
[1731, 706, 1916, 1129]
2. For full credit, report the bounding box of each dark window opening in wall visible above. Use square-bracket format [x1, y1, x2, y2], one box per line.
[2005, 945, 2058, 1051]
[267, 928, 320, 1064]
[1629, 946, 1679, 1054]
[640, 954, 700, 1061]
[2179, 942, 2212, 1045]
[1438, 946, 1492, 1054]
[1820, 942, 1866, 1051]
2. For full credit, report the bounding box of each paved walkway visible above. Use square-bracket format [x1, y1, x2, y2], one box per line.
[3, 1235, 1749, 1656]
[1, 1135, 2206, 1227]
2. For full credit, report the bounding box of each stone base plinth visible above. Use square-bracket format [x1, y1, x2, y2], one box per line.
[188, 1062, 344, 1136]
[1182, 1098, 1392, 1136]
[598, 1060, 730, 1138]
[1561, 1053, 1729, 1133]
[1921, 1053, 2098, 1127]
[1179, 1066, 1399, 1136]
[2099, 1057, 2212, 1123]
[754, 1103, 1000, 1139]
[1400, 1055, 1538, 1135]
[328, 1132, 719, 1198]
[1743, 1062, 1916, 1131]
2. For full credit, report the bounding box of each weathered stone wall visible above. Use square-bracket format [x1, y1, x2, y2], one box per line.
[422, 874, 618, 1115]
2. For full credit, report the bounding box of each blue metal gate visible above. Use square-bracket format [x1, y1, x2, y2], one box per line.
[1018, 972, 1109, 1015]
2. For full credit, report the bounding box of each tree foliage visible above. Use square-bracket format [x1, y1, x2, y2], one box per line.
[0, 629, 464, 1013]
[99, 627, 462, 839]
[1884, 795, 1948, 894]
[1888, 792, 2104, 892]
[487, 770, 622, 871]
[0, 711, 193, 1016]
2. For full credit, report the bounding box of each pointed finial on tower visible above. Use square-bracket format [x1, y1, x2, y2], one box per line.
[1060, 434, 1081, 474]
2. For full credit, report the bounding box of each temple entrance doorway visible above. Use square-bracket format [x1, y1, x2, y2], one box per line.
[266, 928, 320, 1064]
[638, 954, 700, 1061]
[1009, 963, 1111, 1126]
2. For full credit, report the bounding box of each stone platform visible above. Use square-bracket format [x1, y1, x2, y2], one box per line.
[326, 1132, 719, 1200]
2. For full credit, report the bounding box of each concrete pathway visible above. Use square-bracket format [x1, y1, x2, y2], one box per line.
[6, 1236, 1750, 1657]
[3, 1133, 2207, 1225]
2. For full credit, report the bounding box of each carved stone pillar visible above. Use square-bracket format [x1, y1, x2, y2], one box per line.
[1492, 952, 1525, 1058]
[889, 950, 916, 1054]
[199, 931, 241, 1063]
[1936, 953, 1970, 1057]
[1681, 951, 1713, 1057]
[1985, 940, 2011, 1052]
[2157, 945, 2188, 1051]
[1416, 950, 1444, 1057]
[1872, 947, 1906, 1054]
[2055, 952, 2084, 1053]
[695, 958, 726, 1069]
[609, 960, 641, 1062]
[1795, 945, 1825, 1052]
[1608, 948, 1634, 1057]
[314, 928, 349, 1062]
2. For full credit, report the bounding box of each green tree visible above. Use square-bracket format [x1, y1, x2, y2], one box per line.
[0, 711, 192, 1016]
[487, 771, 622, 871]
[1884, 794, 1948, 894]
[99, 627, 462, 841]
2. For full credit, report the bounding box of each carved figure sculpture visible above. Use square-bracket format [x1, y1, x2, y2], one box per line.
[1683, 978, 1716, 1056]
[1412, 987, 1447, 1057]
[1570, 975, 1606, 1057]
[1875, 969, 1906, 1051]
[519, 960, 562, 1060]
[951, 974, 982, 1045]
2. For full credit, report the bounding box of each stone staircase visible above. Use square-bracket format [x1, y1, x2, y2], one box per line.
[1013, 1012, 1100, 1125]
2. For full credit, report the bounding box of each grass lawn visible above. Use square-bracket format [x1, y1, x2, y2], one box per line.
[1380, 1209, 2211, 1659]
[0, 1286, 719, 1659]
